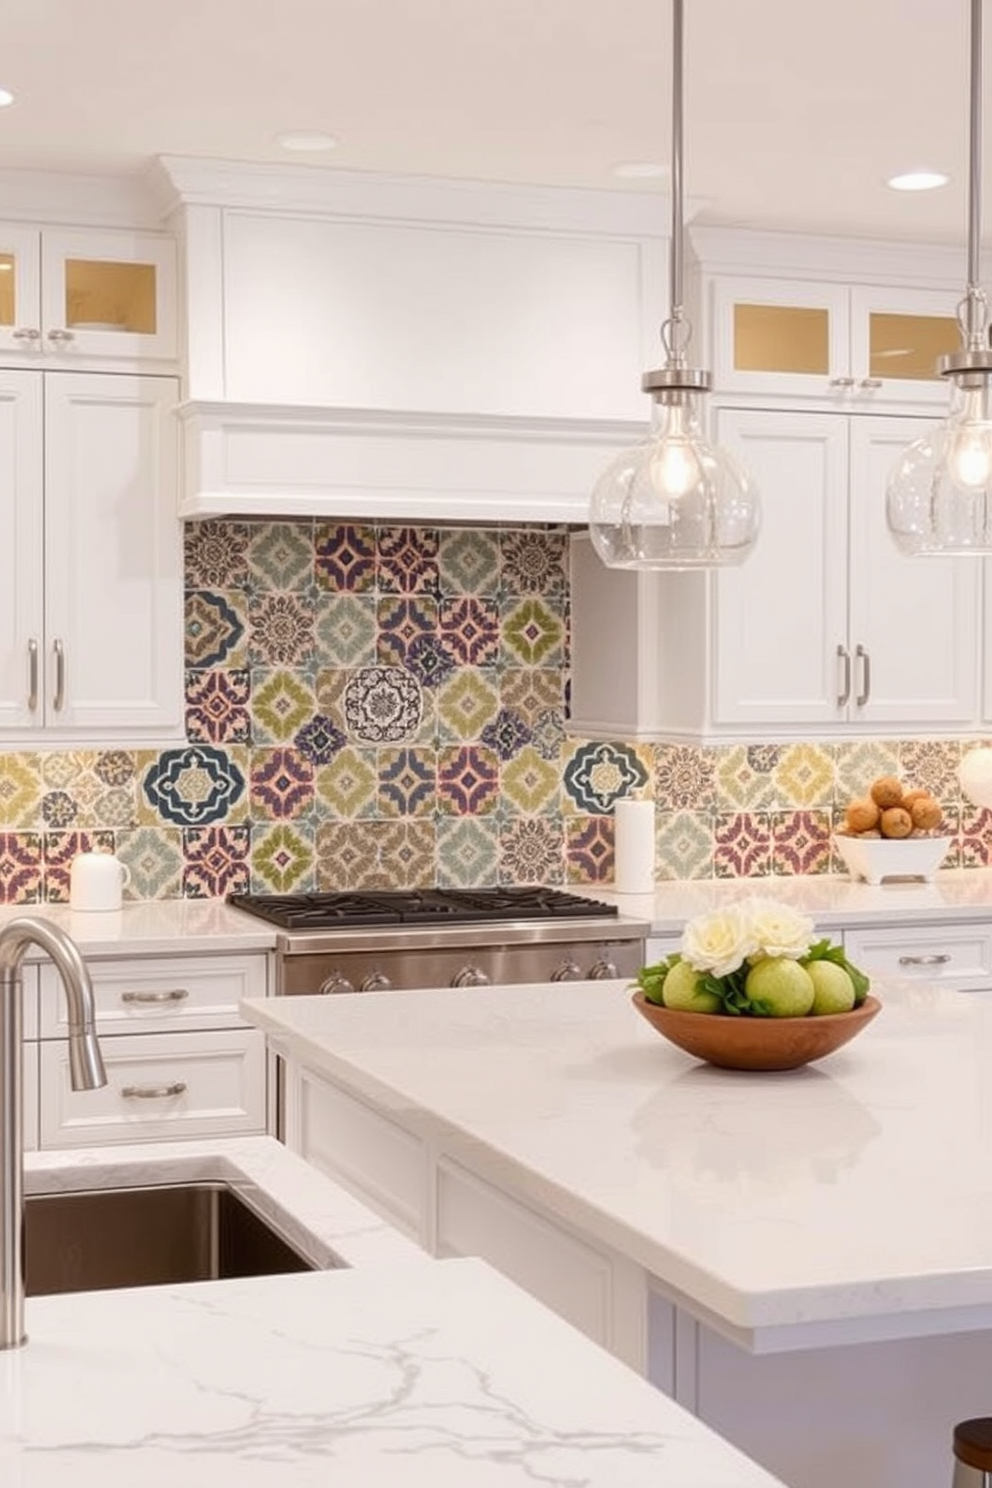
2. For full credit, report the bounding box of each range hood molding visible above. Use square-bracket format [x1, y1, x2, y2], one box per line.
[177, 399, 649, 525]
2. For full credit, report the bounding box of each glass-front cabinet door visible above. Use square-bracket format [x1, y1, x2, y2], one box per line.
[39, 228, 177, 362]
[0, 226, 42, 357]
[849, 285, 961, 406]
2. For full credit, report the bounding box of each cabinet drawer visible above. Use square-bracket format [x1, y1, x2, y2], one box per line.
[843, 925, 992, 991]
[436, 1157, 615, 1349]
[38, 953, 267, 1038]
[38, 1029, 267, 1147]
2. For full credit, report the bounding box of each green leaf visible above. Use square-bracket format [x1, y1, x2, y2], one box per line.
[635, 955, 680, 1005]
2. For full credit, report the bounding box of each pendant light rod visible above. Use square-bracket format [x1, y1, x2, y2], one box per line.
[668, 0, 686, 354]
[966, 0, 985, 343]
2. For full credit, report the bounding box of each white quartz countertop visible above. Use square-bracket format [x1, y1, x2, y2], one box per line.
[2, 1258, 787, 1488]
[243, 976, 992, 1347]
[579, 866, 992, 933]
[0, 898, 275, 955]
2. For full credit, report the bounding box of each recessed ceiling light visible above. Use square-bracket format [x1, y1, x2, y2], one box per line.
[275, 130, 338, 153]
[0, 90, 15, 109]
[612, 161, 669, 180]
[887, 169, 950, 192]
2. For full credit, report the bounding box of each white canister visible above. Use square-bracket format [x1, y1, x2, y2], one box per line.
[613, 799, 656, 894]
[69, 851, 130, 913]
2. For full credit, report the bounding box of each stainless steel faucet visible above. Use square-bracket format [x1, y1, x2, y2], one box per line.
[0, 917, 106, 1349]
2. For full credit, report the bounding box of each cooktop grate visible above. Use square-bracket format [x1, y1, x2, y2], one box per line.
[227, 887, 619, 931]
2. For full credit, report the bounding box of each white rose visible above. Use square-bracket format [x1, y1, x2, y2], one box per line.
[741, 897, 815, 962]
[680, 907, 757, 979]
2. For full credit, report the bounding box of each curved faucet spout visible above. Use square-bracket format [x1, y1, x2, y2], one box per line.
[0, 916, 106, 1349]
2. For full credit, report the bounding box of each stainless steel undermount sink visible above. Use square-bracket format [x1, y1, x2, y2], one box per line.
[25, 1181, 317, 1297]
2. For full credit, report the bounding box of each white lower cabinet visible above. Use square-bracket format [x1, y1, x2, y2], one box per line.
[842, 923, 992, 993]
[37, 952, 269, 1147]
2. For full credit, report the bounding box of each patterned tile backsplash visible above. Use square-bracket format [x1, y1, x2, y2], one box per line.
[0, 519, 989, 903]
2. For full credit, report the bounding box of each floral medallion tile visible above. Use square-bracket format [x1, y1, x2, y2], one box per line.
[437, 745, 500, 816]
[565, 816, 613, 884]
[251, 670, 315, 745]
[378, 747, 436, 817]
[294, 714, 346, 767]
[958, 803, 992, 867]
[43, 829, 114, 902]
[116, 827, 184, 900]
[248, 591, 315, 668]
[500, 597, 564, 667]
[436, 816, 499, 888]
[498, 817, 564, 886]
[899, 739, 961, 799]
[771, 810, 832, 876]
[714, 812, 773, 878]
[93, 787, 137, 830]
[377, 596, 438, 667]
[500, 529, 567, 597]
[185, 669, 252, 745]
[713, 746, 779, 811]
[833, 741, 901, 803]
[562, 741, 648, 814]
[314, 594, 377, 668]
[314, 747, 378, 818]
[249, 748, 315, 821]
[182, 825, 252, 898]
[41, 790, 78, 830]
[377, 526, 439, 596]
[344, 666, 423, 743]
[436, 670, 499, 742]
[247, 522, 314, 592]
[480, 707, 532, 762]
[94, 751, 137, 788]
[500, 746, 559, 816]
[438, 596, 500, 667]
[404, 635, 455, 690]
[529, 707, 565, 762]
[438, 529, 499, 594]
[314, 525, 377, 593]
[184, 520, 250, 589]
[0, 755, 42, 828]
[654, 745, 716, 811]
[185, 590, 248, 669]
[142, 745, 247, 827]
[251, 822, 315, 893]
[315, 819, 435, 890]
[773, 744, 835, 808]
[499, 668, 563, 724]
[0, 832, 42, 903]
[41, 751, 94, 790]
[655, 811, 715, 881]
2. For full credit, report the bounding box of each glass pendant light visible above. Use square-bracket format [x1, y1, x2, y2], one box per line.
[887, 0, 992, 555]
[589, 0, 759, 570]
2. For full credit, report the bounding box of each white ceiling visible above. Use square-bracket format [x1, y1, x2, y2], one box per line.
[0, 0, 980, 245]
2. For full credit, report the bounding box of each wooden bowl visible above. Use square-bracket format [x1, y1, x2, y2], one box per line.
[631, 989, 882, 1071]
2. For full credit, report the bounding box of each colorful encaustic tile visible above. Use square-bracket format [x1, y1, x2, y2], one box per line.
[247, 522, 314, 592]
[248, 591, 315, 668]
[899, 739, 962, 799]
[565, 816, 613, 884]
[773, 744, 835, 808]
[315, 594, 377, 669]
[185, 669, 251, 745]
[377, 596, 438, 668]
[184, 520, 251, 590]
[714, 813, 773, 878]
[654, 745, 716, 812]
[500, 747, 559, 816]
[314, 748, 378, 819]
[377, 527, 440, 596]
[251, 670, 316, 745]
[437, 745, 500, 816]
[315, 818, 435, 890]
[43, 830, 114, 902]
[436, 816, 499, 888]
[250, 821, 315, 893]
[378, 748, 436, 818]
[498, 817, 564, 886]
[770, 810, 833, 876]
[655, 811, 715, 881]
[185, 590, 248, 670]
[314, 524, 377, 593]
[500, 529, 567, 598]
[438, 529, 499, 595]
[500, 597, 563, 668]
[0, 833, 43, 903]
[116, 827, 184, 900]
[182, 825, 252, 898]
[436, 670, 499, 742]
[438, 596, 500, 668]
[563, 741, 648, 815]
[343, 666, 424, 744]
[142, 745, 247, 828]
[249, 748, 316, 821]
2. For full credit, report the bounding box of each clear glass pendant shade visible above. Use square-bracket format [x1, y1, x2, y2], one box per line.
[589, 391, 760, 569]
[886, 377, 992, 555]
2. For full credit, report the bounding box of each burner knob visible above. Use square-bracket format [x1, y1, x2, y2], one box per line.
[587, 955, 620, 980]
[360, 971, 392, 993]
[319, 973, 356, 997]
[451, 964, 490, 988]
[551, 958, 582, 982]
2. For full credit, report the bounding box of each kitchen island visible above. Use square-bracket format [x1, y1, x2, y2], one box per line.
[242, 976, 992, 1488]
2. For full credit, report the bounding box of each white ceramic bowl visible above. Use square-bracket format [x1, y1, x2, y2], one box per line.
[832, 833, 951, 885]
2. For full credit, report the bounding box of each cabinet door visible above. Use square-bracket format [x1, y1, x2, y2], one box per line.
[712, 408, 849, 727]
[0, 370, 44, 729]
[39, 228, 177, 363]
[848, 286, 961, 407]
[0, 225, 41, 356]
[711, 276, 850, 398]
[42, 373, 183, 739]
[847, 416, 979, 726]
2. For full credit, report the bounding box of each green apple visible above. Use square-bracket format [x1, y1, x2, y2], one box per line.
[744, 957, 815, 1017]
[805, 960, 856, 1016]
[661, 959, 722, 1014]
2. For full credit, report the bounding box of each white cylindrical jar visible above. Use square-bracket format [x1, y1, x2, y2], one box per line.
[613, 798, 656, 895]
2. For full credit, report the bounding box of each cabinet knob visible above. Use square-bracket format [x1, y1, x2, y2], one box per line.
[829, 376, 856, 388]
[12, 327, 40, 343]
[46, 327, 75, 344]
[859, 377, 883, 389]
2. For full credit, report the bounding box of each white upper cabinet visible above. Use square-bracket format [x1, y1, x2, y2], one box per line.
[0, 223, 177, 366]
[0, 369, 184, 745]
[709, 275, 961, 406]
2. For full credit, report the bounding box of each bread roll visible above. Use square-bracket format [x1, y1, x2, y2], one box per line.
[845, 798, 880, 834]
[909, 795, 943, 832]
[870, 775, 904, 809]
[880, 805, 913, 838]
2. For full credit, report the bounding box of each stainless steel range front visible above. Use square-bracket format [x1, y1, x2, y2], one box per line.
[227, 888, 649, 995]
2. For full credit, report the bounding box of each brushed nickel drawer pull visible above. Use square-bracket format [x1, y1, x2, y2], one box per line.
[855, 643, 871, 707]
[121, 1081, 188, 1099]
[27, 639, 38, 711]
[52, 638, 65, 711]
[120, 989, 189, 1004]
[837, 643, 851, 707]
[897, 953, 951, 966]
